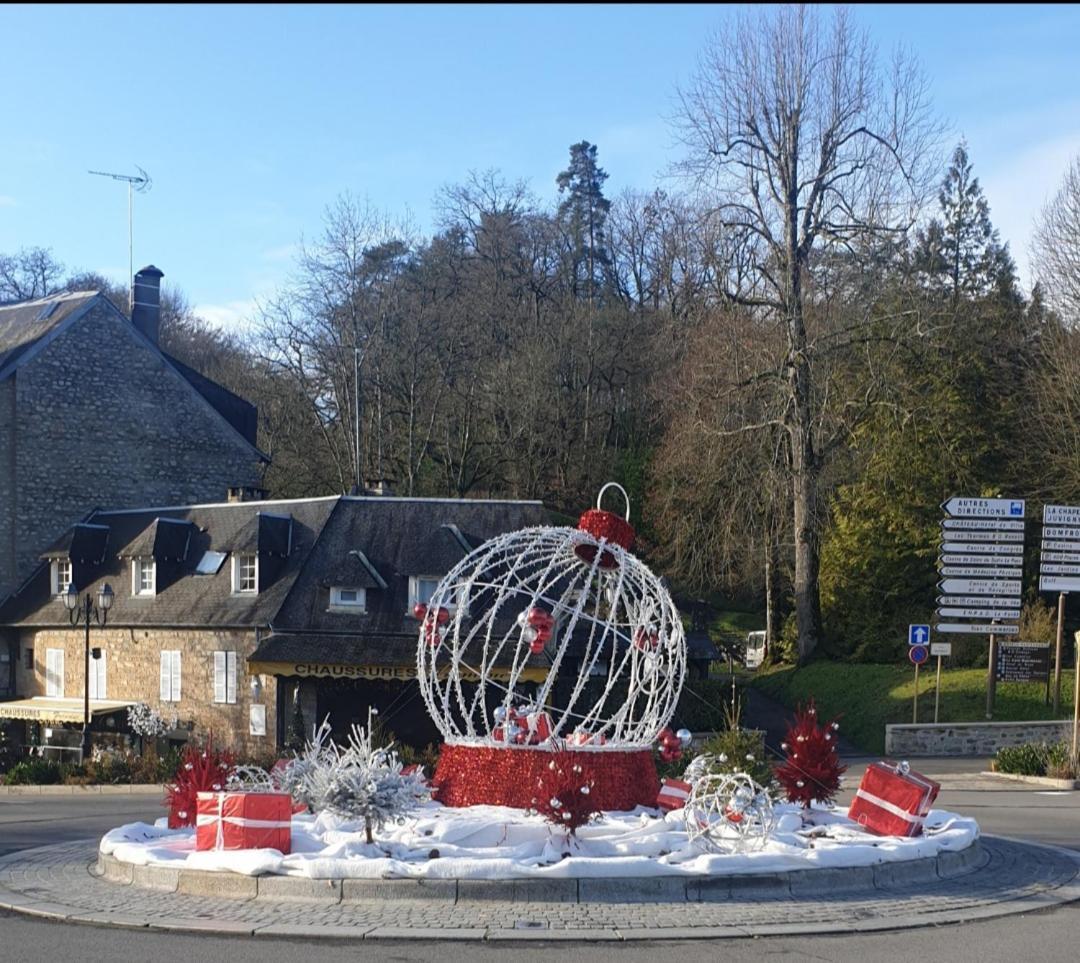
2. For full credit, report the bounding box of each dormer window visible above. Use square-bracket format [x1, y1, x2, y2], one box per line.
[132, 558, 156, 596]
[409, 576, 440, 611]
[232, 554, 258, 594]
[330, 587, 366, 612]
[51, 559, 72, 598]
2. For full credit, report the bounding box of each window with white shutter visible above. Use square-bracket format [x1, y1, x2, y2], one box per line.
[45, 648, 64, 697]
[89, 651, 107, 700]
[213, 651, 237, 704]
[159, 651, 181, 702]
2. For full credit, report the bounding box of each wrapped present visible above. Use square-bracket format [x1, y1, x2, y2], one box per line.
[195, 791, 292, 853]
[656, 777, 693, 811]
[524, 710, 552, 744]
[568, 730, 608, 746]
[848, 761, 940, 837]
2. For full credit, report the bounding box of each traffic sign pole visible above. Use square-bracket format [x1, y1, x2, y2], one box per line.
[986, 627, 998, 720]
[934, 655, 942, 724]
[1054, 593, 1065, 714]
[913, 662, 919, 724]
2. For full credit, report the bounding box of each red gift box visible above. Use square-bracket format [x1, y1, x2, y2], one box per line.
[656, 777, 693, 811]
[848, 761, 940, 837]
[524, 710, 552, 744]
[195, 791, 293, 853]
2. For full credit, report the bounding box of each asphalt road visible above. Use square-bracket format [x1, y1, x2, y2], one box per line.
[0, 769, 1077, 961]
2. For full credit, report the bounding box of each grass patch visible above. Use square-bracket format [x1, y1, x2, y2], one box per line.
[711, 610, 764, 635]
[751, 661, 1076, 754]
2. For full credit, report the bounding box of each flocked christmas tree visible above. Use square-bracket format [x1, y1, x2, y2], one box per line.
[773, 699, 845, 808]
[164, 733, 236, 827]
[279, 711, 429, 844]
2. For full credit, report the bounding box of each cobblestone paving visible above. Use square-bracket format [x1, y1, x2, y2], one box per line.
[1, 836, 1078, 940]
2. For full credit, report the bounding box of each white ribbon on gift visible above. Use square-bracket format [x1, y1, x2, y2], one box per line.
[196, 793, 290, 850]
[853, 788, 925, 826]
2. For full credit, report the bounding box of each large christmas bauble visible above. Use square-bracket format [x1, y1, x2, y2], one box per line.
[417, 485, 686, 756]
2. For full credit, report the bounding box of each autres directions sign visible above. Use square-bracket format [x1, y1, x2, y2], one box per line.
[941, 497, 1025, 519]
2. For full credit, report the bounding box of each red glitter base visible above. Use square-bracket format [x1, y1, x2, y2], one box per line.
[431, 743, 660, 811]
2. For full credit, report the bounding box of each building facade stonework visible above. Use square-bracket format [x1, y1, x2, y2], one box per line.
[0, 287, 264, 599]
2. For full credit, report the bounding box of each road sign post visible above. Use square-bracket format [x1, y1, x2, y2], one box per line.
[930, 642, 951, 724]
[1073, 631, 1080, 766]
[1054, 592, 1065, 714]
[986, 628, 997, 720]
[909, 643, 928, 723]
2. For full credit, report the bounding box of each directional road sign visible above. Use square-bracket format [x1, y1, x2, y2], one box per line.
[934, 623, 1020, 635]
[1042, 541, 1080, 552]
[939, 541, 1025, 555]
[909, 644, 929, 665]
[1044, 505, 1080, 525]
[1040, 575, 1080, 592]
[937, 578, 1021, 596]
[1042, 551, 1080, 563]
[936, 595, 1020, 608]
[1040, 563, 1080, 575]
[939, 554, 1023, 567]
[939, 566, 1022, 578]
[908, 624, 930, 646]
[936, 607, 1020, 620]
[1042, 527, 1080, 540]
[942, 497, 1025, 519]
[943, 519, 1025, 531]
[938, 529, 1024, 542]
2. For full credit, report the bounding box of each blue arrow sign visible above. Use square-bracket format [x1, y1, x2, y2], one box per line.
[908, 624, 930, 646]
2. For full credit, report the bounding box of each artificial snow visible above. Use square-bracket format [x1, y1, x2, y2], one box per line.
[99, 801, 979, 880]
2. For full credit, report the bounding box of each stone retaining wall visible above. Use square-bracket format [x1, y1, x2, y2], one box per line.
[885, 720, 1072, 756]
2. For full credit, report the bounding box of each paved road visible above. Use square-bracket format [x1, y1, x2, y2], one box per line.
[0, 765, 1077, 960]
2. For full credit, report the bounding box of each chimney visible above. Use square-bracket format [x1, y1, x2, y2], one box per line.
[227, 485, 269, 503]
[132, 265, 164, 345]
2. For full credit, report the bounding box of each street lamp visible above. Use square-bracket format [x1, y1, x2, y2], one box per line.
[63, 582, 113, 760]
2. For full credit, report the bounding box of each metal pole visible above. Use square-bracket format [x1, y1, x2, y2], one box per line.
[913, 662, 919, 724]
[934, 655, 942, 724]
[128, 180, 134, 314]
[354, 342, 361, 492]
[1053, 593, 1065, 714]
[986, 630, 998, 720]
[1073, 630, 1080, 765]
[82, 596, 91, 761]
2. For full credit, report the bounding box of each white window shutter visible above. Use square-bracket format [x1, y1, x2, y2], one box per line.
[90, 652, 106, 700]
[172, 651, 181, 701]
[160, 652, 170, 701]
[226, 652, 237, 704]
[214, 651, 226, 703]
[46, 649, 64, 698]
[99, 652, 107, 700]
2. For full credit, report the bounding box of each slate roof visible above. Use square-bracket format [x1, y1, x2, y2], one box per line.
[38, 523, 110, 564]
[0, 496, 548, 636]
[0, 289, 263, 457]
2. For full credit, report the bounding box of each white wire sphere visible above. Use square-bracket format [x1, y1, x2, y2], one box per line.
[416, 525, 687, 748]
[683, 773, 775, 853]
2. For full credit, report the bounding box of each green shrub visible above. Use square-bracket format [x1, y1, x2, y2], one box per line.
[1045, 741, 1078, 780]
[672, 678, 741, 732]
[774, 613, 798, 665]
[994, 742, 1050, 776]
[4, 759, 66, 785]
[696, 728, 774, 789]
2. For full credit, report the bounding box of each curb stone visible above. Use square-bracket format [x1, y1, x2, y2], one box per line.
[0, 837, 1077, 941]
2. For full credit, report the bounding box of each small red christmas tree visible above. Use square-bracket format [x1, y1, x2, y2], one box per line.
[774, 699, 845, 808]
[164, 733, 236, 828]
[531, 747, 600, 835]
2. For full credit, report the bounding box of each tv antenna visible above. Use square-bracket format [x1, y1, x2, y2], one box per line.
[88, 166, 152, 312]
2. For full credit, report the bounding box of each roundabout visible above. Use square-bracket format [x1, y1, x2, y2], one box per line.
[0, 834, 1077, 940]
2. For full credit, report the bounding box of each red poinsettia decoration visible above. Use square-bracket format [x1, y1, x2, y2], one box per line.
[531, 746, 600, 834]
[773, 699, 846, 808]
[164, 733, 236, 828]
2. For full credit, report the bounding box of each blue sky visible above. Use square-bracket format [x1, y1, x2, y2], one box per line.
[2, 3, 1079, 329]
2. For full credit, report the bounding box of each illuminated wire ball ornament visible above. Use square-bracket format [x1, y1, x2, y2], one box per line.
[683, 772, 776, 853]
[417, 484, 688, 810]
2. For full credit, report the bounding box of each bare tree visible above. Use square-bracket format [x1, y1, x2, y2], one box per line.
[1032, 156, 1080, 323]
[0, 246, 65, 302]
[672, 4, 940, 661]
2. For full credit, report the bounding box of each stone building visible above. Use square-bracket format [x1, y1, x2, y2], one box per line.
[0, 495, 548, 758]
[0, 266, 266, 618]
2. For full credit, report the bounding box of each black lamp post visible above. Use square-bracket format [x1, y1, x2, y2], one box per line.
[63, 582, 113, 761]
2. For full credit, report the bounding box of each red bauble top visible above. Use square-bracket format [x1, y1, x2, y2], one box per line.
[575, 483, 636, 569]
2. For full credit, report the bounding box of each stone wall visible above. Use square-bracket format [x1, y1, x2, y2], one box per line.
[885, 720, 1073, 757]
[0, 299, 262, 596]
[14, 625, 277, 756]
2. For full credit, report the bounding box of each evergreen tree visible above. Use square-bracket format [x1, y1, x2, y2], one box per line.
[913, 141, 1019, 305]
[556, 141, 612, 305]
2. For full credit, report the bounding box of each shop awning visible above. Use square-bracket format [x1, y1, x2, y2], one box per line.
[248, 661, 549, 683]
[0, 697, 136, 723]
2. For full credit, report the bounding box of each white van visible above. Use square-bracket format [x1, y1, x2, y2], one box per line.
[745, 630, 767, 669]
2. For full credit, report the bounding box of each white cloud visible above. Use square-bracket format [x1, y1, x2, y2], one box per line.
[980, 133, 1080, 292]
[194, 299, 260, 333]
[0, 195, 15, 207]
